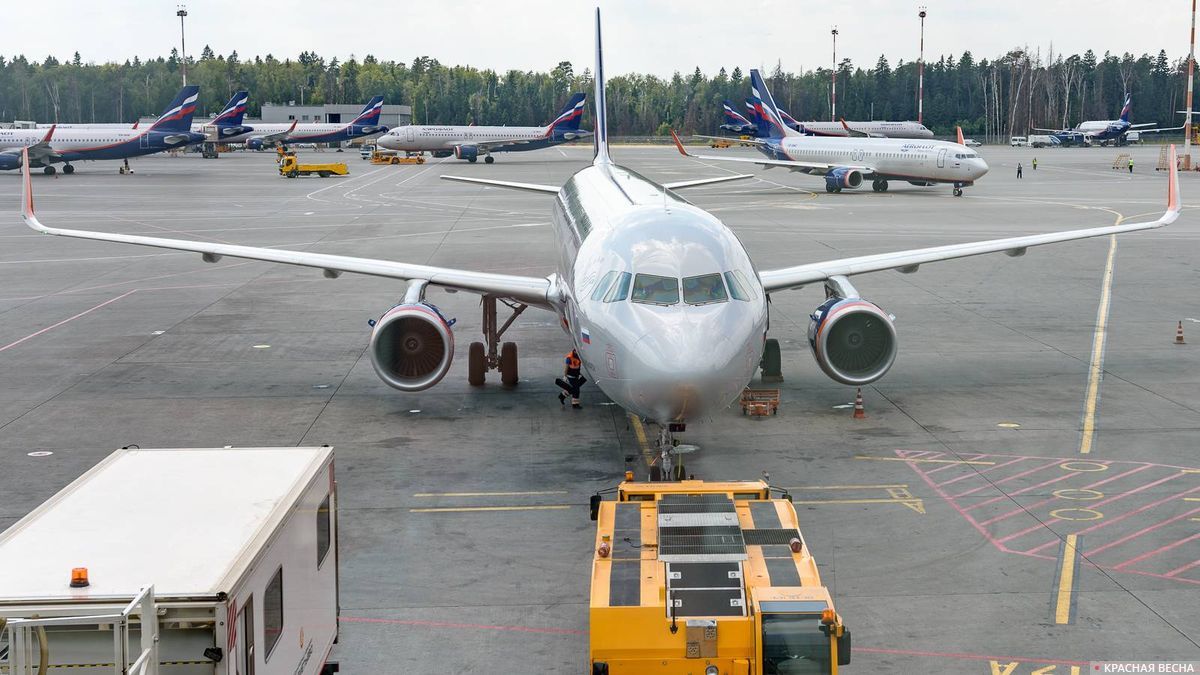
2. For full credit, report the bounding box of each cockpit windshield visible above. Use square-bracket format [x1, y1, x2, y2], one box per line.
[761, 614, 830, 675]
[631, 274, 680, 305]
[682, 273, 728, 305]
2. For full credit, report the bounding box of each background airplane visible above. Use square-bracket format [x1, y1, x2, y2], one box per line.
[720, 99, 758, 134]
[194, 91, 254, 142]
[683, 70, 988, 195]
[375, 93, 591, 163]
[0, 86, 203, 174]
[243, 96, 388, 149]
[745, 97, 934, 139]
[15, 10, 1180, 448]
[1036, 93, 1183, 146]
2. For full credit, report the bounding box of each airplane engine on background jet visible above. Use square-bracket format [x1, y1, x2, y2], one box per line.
[824, 167, 863, 190]
[807, 296, 897, 385]
[454, 145, 480, 161]
[0, 154, 23, 170]
[368, 303, 456, 391]
[216, 125, 252, 138]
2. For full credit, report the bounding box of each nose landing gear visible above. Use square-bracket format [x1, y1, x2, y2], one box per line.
[953, 182, 964, 197]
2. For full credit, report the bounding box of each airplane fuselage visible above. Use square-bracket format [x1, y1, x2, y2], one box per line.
[794, 120, 934, 139]
[552, 162, 768, 423]
[377, 125, 591, 155]
[0, 128, 203, 165]
[239, 122, 387, 146]
[766, 136, 989, 185]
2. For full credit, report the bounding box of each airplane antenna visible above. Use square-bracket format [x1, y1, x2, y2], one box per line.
[592, 7, 611, 165]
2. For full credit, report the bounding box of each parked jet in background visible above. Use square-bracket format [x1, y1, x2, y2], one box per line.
[745, 98, 934, 139]
[243, 96, 387, 149]
[1036, 94, 1182, 146]
[720, 99, 758, 134]
[0, 86, 204, 174]
[375, 93, 591, 163]
[683, 70, 987, 195]
[194, 91, 254, 142]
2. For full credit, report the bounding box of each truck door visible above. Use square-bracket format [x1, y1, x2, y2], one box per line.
[936, 147, 947, 168]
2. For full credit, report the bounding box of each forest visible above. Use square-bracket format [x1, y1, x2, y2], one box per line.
[0, 45, 1194, 140]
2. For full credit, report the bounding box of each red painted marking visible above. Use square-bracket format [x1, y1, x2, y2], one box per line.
[973, 471, 1088, 522]
[1113, 531, 1200, 571]
[975, 463, 1151, 523]
[0, 290, 136, 353]
[950, 458, 1058, 497]
[1164, 557, 1200, 578]
[340, 616, 586, 636]
[854, 646, 1088, 667]
[1070, 503, 1200, 558]
[937, 456, 1029, 490]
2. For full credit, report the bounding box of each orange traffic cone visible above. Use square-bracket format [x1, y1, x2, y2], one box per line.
[853, 388, 866, 419]
[1176, 321, 1186, 345]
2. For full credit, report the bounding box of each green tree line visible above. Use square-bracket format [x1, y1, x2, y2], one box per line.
[1, 46, 1195, 139]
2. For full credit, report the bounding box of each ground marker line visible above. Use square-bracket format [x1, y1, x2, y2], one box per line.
[785, 484, 908, 490]
[1079, 233, 1119, 454]
[410, 505, 572, 513]
[629, 414, 654, 468]
[1054, 534, 1080, 624]
[855, 456, 994, 466]
[0, 290, 136, 353]
[413, 491, 569, 497]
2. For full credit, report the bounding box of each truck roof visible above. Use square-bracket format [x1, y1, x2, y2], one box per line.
[0, 447, 333, 604]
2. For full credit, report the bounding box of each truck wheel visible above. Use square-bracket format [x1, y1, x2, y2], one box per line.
[500, 342, 519, 387]
[318, 171, 330, 178]
[468, 342, 486, 386]
[288, 170, 299, 178]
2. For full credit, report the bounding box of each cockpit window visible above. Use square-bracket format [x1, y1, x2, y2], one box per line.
[724, 271, 751, 302]
[590, 271, 618, 301]
[682, 274, 728, 305]
[631, 274, 680, 306]
[604, 272, 632, 302]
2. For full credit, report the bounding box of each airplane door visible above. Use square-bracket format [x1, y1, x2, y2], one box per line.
[139, 133, 151, 150]
[405, 127, 414, 143]
[936, 148, 947, 168]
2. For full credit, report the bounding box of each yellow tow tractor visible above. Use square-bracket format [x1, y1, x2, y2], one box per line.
[588, 478, 851, 675]
[371, 150, 425, 165]
[710, 138, 734, 149]
[277, 150, 349, 178]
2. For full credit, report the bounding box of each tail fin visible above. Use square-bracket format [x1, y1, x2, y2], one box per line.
[722, 100, 754, 128]
[592, 8, 610, 165]
[544, 93, 587, 136]
[149, 85, 200, 132]
[351, 96, 385, 126]
[1119, 93, 1132, 123]
[749, 69, 797, 139]
[777, 107, 800, 131]
[956, 126, 965, 145]
[212, 91, 249, 126]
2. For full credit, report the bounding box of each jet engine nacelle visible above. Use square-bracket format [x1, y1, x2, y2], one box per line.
[825, 167, 863, 190]
[217, 125, 252, 138]
[368, 303, 455, 392]
[0, 154, 23, 171]
[454, 145, 480, 161]
[807, 296, 897, 386]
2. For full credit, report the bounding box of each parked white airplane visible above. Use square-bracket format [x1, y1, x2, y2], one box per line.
[240, 96, 388, 149]
[16, 10, 1180, 450]
[375, 94, 591, 163]
[684, 70, 988, 196]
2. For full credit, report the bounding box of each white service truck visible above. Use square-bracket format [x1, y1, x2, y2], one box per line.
[0, 446, 340, 675]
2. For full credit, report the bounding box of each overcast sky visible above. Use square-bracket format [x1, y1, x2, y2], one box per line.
[6, 1, 1193, 77]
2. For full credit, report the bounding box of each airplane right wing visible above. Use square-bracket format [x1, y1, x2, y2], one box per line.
[250, 120, 298, 145]
[670, 130, 873, 174]
[691, 134, 768, 147]
[18, 149, 554, 308]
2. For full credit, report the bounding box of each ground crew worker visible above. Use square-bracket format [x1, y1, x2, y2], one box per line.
[556, 348, 586, 409]
[1032, 157, 1038, 171]
[1017, 162, 1023, 179]
[1129, 157, 1134, 173]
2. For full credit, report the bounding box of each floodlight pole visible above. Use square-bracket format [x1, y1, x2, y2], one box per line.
[1187, 0, 1196, 164]
[918, 7, 927, 125]
[831, 27, 838, 121]
[177, 5, 188, 86]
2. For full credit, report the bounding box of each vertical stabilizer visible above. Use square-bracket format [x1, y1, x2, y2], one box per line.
[749, 69, 798, 139]
[1119, 93, 1133, 123]
[592, 8, 611, 165]
[149, 85, 201, 132]
[212, 91, 249, 126]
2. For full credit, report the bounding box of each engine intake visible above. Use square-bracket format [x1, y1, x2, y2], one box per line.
[808, 297, 897, 385]
[454, 145, 479, 160]
[369, 303, 455, 392]
[825, 167, 863, 190]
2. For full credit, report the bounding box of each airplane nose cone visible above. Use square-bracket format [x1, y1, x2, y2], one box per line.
[974, 158, 990, 179]
[629, 330, 745, 421]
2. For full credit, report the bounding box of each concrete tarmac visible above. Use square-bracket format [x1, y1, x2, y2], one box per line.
[0, 142, 1197, 673]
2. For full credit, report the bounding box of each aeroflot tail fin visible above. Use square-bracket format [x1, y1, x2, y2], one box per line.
[592, 8, 611, 165]
[749, 69, 797, 139]
[352, 96, 385, 126]
[723, 100, 754, 127]
[1119, 93, 1132, 123]
[212, 91, 249, 126]
[149, 85, 200, 132]
[545, 93, 587, 136]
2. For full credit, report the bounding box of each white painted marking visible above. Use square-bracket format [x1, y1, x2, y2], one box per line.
[27, 451, 53, 457]
[151, 330, 165, 335]
[252, 344, 271, 349]
[409, 409, 421, 413]
[304, 211, 314, 215]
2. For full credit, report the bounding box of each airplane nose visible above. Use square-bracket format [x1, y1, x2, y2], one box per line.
[974, 158, 990, 178]
[629, 329, 744, 421]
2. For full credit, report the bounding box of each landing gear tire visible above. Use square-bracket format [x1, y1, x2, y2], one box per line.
[467, 156, 477, 163]
[953, 187, 963, 197]
[760, 338, 783, 382]
[871, 179, 888, 192]
[42, 165, 56, 176]
[825, 184, 835, 193]
[62, 164, 75, 175]
[499, 341, 519, 387]
[468, 341, 486, 386]
[484, 156, 495, 164]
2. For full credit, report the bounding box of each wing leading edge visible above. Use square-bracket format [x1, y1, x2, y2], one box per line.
[759, 145, 1182, 293]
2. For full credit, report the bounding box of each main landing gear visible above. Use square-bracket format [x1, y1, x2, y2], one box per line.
[484, 155, 495, 164]
[42, 165, 55, 175]
[467, 294, 527, 388]
[871, 179, 889, 193]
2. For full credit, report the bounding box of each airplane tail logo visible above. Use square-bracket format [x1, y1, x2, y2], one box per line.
[722, 100, 753, 128]
[749, 69, 794, 140]
[1119, 93, 1132, 123]
[150, 85, 201, 132]
[351, 96, 385, 126]
[545, 93, 587, 137]
[212, 91, 249, 126]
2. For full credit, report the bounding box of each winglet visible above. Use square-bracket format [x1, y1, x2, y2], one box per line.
[956, 126, 965, 145]
[670, 129, 693, 157]
[20, 148, 35, 222]
[840, 119, 851, 132]
[592, 8, 611, 165]
[41, 124, 55, 144]
[288, 120, 298, 133]
[1167, 144, 1181, 217]
[132, 120, 140, 130]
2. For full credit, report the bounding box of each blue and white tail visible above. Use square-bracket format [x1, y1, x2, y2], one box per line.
[723, 100, 755, 128]
[592, 8, 610, 165]
[749, 69, 798, 140]
[150, 85, 200, 132]
[351, 96, 385, 126]
[1118, 93, 1132, 123]
[211, 91, 249, 126]
[544, 93, 587, 137]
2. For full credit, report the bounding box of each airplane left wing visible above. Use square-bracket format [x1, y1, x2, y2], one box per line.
[18, 149, 554, 307]
[12, 125, 60, 166]
[250, 120, 298, 145]
[1130, 124, 1186, 133]
[759, 146, 1182, 293]
[670, 130, 873, 174]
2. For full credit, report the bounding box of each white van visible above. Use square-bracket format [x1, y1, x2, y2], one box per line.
[0, 446, 340, 675]
[1010, 136, 1029, 147]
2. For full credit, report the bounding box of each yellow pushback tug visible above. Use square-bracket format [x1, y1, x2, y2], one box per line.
[588, 480, 850, 674]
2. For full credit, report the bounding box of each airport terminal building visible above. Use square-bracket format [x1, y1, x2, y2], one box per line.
[258, 102, 411, 127]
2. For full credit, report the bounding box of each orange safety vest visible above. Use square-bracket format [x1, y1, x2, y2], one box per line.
[566, 352, 582, 372]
